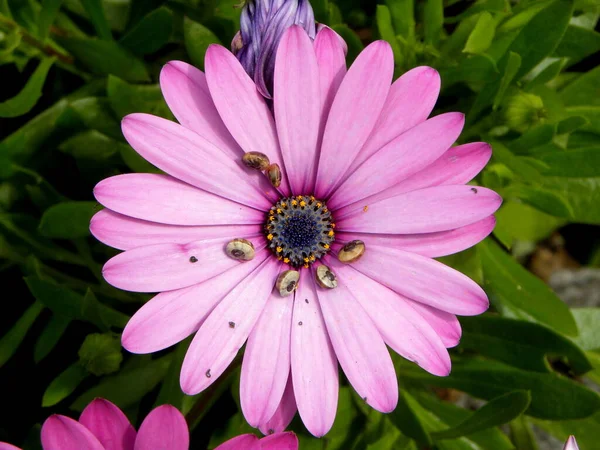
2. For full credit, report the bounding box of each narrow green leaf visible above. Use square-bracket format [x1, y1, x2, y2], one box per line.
[539, 147, 600, 177]
[183, 16, 221, 71]
[557, 116, 589, 135]
[571, 308, 600, 351]
[526, 58, 567, 88]
[479, 239, 578, 336]
[388, 391, 432, 445]
[495, 201, 564, 243]
[0, 58, 54, 118]
[424, 0, 444, 45]
[38, 0, 63, 41]
[555, 25, 600, 67]
[71, 355, 171, 411]
[119, 7, 173, 55]
[460, 315, 591, 373]
[385, 0, 414, 38]
[376, 5, 403, 70]
[39, 201, 98, 239]
[42, 363, 88, 407]
[55, 37, 149, 82]
[0, 301, 44, 368]
[106, 76, 173, 120]
[560, 65, 600, 107]
[509, 415, 539, 450]
[464, 12, 496, 54]
[80, 0, 112, 40]
[69, 97, 121, 140]
[507, 0, 574, 79]
[34, 314, 71, 363]
[58, 130, 122, 161]
[398, 358, 600, 420]
[433, 391, 531, 439]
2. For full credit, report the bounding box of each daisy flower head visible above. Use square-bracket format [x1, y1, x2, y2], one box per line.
[91, 25, 501, 437]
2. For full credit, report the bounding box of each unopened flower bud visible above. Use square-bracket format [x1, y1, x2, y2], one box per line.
[504, 92, 546, 133]
[78, 333, 123, 376]
[233, 0, 316, 98]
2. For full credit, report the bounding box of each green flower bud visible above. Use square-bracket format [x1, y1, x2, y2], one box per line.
[78, 333, 123, 376]
[504, 92, 546, 133]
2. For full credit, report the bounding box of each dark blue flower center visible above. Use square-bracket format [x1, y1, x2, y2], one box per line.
[265, 195, 335, 268]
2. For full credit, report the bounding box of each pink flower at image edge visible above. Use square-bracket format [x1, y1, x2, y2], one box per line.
[91, 25, 501, 437]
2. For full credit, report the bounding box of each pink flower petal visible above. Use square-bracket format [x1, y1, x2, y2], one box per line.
[41, 415, 105, 450]
[334, 142, 492, 217]
[121, 113, 278, 208]
[332, 260, 450, 376]
[406, 301, 462, 348]
[316, 264, 398, 412]
[258, 376, 297, 435]
[79, 399, 136, 450]
[291, 277, 338, 437]
[102, 237, 265, 293]
[260, 432, 298, 450]
[0, 443, 22, 450]
[180, 259, 281, 395]
[336, 185, 502, 234]
[348, 66, 441, 173]
[315, 41, 394, 199]
[241, 289, 293, 427]
[214, 435, 260, 450]
[159, 61, 242, 159]
[348, 244, 489, 315]
[90, 210, 261, 251]
[274, 26, 321, 195]
[337, 216, 496, 258]
[122, 252, 268, 353]
[329, 112, 465, 210]
[204, 44, 290, 196]
[563, 436, 580, 450]
[94, 174, 264, 226]
[133, 405, 189, 450]
[313, 26, 347, 192]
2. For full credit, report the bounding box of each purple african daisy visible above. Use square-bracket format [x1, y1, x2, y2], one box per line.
[91, 26, 501, 436]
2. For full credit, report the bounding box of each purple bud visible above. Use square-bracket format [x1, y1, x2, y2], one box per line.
[233, 0, 317, 98]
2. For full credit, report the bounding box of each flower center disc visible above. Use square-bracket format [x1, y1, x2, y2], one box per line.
[265, 195, 335, 268]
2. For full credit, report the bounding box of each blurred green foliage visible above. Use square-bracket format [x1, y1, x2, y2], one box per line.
[1, 0, 600, 448]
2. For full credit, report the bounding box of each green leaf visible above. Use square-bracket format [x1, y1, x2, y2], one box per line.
[38, 0, 64, 41]
[494, 52, 522, 110]
[539, 147, 600, 177]
[479, 239, 578, 336]
[560, 65, 600, 107]
[513, 185, 574, 218]
[530, 177, 600, 224]
[398, 358, 600, 420]
[80, 0, 112, 40]
[423, 0, 444, 45]
[39, 201, 98, 239]
[42, 362, 88, 407]
[388, 390, 432, 445]
[555, 25, 600, 67]
[24, 278, 128, 330]
[414, 392, 514, 450]
[0, 58, 54, 118]
[58, 130, 122, 161]
[509, 415, 539, 450]
[571, 308, 600, 351]
[331, 25, 364, 63]
[119, 7, 173, 55]
[55, 36, 149, 82]
[376, 5, 403, 71]
[106, 75, 173, 120]
[183, 16, 221, 71]
[69, 97, 121, 140]
[495, 201, 564, 243]
[34, 314, 71, 363]
[525, 58, 567, 88]
[557, 115, 589, 135]
[71, 355, 171, 411]
[439, 54, 497, 87]
[384, 0, 414, 38]
[154, 338, 191, 409]
[0, 301, 44, 368]
[507, 0, 574, 79]
[464, 12, 496, 54]
[460, 315, 591, 373]
[433, 391, 531, 439]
